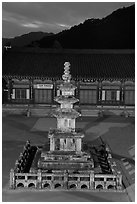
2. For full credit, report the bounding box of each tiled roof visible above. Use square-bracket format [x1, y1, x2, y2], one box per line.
[2, 48, 135, 80]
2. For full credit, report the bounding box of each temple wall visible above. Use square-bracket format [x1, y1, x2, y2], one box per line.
[3, 78, 135, 107]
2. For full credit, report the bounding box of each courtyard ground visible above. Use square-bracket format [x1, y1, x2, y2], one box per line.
[2, 115, 135, 202]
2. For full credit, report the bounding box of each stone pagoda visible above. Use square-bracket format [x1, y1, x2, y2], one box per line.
[38, 62, 94, 171]
[9, 62, 122, 191]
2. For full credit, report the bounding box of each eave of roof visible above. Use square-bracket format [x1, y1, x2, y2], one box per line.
[2, 48, 135, 80]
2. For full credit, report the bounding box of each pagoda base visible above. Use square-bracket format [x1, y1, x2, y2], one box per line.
[9, 141, 123, 191]
[37, 149, 94, 171]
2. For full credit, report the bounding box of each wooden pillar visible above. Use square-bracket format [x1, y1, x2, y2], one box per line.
[53, 80, 56, 104]
[76, 81, 80, 105]
[7, 79, 11, 102]
[30, 79, 33, 103]
[97, 81, 101, 105]
[121, 81, 125, 105]
[98, 81, 102, 105]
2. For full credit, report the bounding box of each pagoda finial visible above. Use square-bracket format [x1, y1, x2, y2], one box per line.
[62, 62, 71, 82]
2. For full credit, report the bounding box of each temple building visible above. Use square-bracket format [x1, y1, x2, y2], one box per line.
[2, 48, 135, 116]
[9, 62, 122, 191]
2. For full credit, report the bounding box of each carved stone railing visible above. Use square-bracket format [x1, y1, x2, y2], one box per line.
[10, 168, 122, 190]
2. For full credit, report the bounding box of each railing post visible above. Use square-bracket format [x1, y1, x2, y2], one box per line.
[51, 174, 54, 190]
[64, 170, 68, 189]
[90, 172, 94, 190]
[116, 172, 122, 190]
[77, 176, 81, 190]
[10, 169, 15, 189]
[104, 177, 107, 190]
[37, 169, 42, 189]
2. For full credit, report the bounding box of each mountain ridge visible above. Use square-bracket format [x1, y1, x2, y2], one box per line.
[2, 31, 54, 48]
[3, 4, 135, 49]
[37, 4, 135, 49]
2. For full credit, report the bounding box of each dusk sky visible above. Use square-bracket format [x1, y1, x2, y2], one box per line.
[2, 2, 134, 38]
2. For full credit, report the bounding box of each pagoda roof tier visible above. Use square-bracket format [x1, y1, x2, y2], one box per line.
[52, 108, 80, 118]
[54, 95, 79, 104]
[48, 128, 84, 138]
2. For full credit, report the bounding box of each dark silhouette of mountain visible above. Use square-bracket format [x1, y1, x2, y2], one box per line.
[2, 31, 54, 48]
[37, 4, 135, 49]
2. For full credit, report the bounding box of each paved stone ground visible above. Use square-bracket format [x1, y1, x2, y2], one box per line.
[3, 188, 130, 202]
[2, 115, 134, 202]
